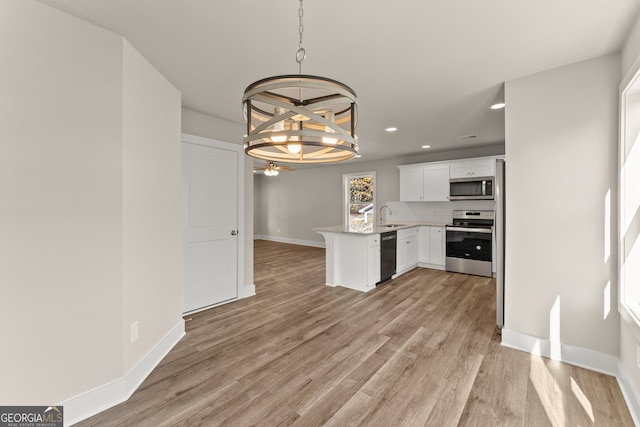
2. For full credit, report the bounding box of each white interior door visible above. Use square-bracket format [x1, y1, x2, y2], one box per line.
[182, 142, 238, 313]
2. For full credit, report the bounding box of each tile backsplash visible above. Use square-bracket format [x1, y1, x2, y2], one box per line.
[385, 200, 496, 224]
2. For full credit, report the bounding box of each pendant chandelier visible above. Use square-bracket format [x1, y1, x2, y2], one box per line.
[242, 0, 358, 164]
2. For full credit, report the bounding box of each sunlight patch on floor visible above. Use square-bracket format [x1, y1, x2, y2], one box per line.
[570, 376, 594, 423]
[530, 356, 566, 427]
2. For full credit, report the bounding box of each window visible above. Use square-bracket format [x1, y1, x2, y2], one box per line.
[343, 172, 376, 232]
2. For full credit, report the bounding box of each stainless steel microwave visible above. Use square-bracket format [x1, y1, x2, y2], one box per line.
[449, 176, 494, 200]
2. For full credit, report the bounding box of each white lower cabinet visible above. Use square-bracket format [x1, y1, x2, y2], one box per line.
[317, 225, 447, 291]
[367, 235, 380, 286]
[396, 227, 418, 275]
[418, 226, 445, 268]
[429, 227, 444, 265]
[316, 231, 381, 292]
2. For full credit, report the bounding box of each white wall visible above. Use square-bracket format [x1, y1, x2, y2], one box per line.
[622, 13, 640, 75]
[182, 108, 245, 145]
[122, 41, 183, 371]
[0, 0, 125, 403]
[0, 0, 183, 413]
[504, 54, 620, 355]
[254, 145, 504, 245]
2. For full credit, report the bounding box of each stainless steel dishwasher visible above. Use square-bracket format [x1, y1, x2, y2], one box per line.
[379, 231, 397, 284]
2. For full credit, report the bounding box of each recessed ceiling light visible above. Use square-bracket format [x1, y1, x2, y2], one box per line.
[422, 145, 431, 149]
[384, 127, 398, 132]
[355, 154, 362, 158]
[490, 102, 505, 110]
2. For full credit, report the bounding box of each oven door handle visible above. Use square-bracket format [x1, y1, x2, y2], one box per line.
[446, 226, 493, 234]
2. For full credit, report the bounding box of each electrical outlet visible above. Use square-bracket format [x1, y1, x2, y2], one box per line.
[636, 345, 640, 369]
[131, 321, 139, 343]
[277, 227, 280, 233]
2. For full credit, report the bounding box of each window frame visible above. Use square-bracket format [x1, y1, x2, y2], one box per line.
[619, 53, 640, 340]
[343, 171, 376, 232]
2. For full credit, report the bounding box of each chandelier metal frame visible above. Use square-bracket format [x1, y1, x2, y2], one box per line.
[242, 0, 358, 164]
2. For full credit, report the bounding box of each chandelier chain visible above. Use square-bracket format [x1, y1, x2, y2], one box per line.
[296, 0, 306, 73]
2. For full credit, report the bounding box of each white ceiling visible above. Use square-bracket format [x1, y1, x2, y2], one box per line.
[37, 0, 639, 163]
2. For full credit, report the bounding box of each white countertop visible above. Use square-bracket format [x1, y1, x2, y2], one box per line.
[314, 222, 449, 235]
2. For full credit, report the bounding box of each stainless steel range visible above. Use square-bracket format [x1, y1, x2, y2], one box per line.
[445, 210, 494, 277]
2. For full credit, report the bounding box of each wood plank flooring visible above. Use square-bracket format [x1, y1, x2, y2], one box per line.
[76, 240, 634, 426]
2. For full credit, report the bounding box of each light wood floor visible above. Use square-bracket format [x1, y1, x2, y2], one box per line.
[77, 240, 634, 426]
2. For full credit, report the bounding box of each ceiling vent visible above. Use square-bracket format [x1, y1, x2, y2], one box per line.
[457, 134, 479, 140]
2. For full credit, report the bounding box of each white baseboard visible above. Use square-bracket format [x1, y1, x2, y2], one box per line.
[618, 360, 640, 426]
[62, 320, 185, 426]
[501, 328, 618, 376]
[502, 328, 640, 425]
[254, 234, 325, 248]
[239, 283, 256, 299]
[417, 262, 445, 270]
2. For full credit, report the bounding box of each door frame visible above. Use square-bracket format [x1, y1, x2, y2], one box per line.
[181, 133, 245, 314]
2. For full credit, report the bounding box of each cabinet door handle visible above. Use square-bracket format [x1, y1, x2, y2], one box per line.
[231, 230, 238, 236]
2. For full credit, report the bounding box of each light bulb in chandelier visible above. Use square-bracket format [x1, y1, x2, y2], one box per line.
[287, 144, 301, 154]
[288, 121, 302, 153]
[322, 111, 337, 144]
[271, 107, 287, 143]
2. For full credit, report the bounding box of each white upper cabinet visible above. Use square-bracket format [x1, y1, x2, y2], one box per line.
[398, 163, 450, 202]
[398, 165, 424, 201]
[399, 156, 501, 202]
[422, 164, 450, 201]
[449, 158, 495, 179]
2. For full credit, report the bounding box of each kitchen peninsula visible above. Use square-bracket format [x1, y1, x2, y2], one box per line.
[315, 222, 447, 292]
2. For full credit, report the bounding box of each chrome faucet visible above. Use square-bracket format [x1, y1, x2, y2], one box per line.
[379, 204, 392, 224]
